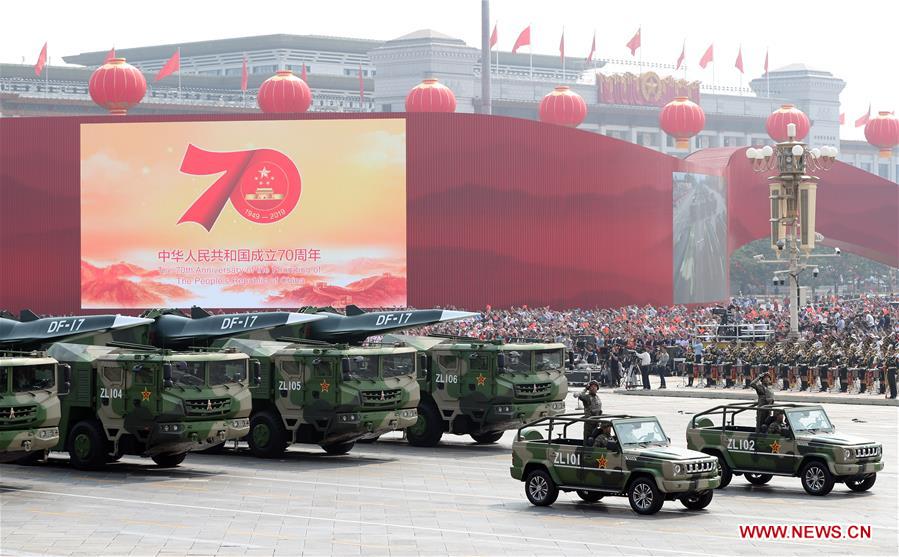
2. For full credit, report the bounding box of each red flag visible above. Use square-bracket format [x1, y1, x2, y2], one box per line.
[34, 42, 47, 76]
[855, 104, 871, 128]
[358, 64, 365, 104]
[155, 48, 180, 81]
[586, 31, 596, 62]
[489, 23, 498, 49]
[839, 113, 845, 125]
[626, 27, 641, 56]
[512, 25, 530, 54]
[104, 47, 116, 63]
[699, 44, 714, 69]
[675, 41, 685, 70]
[301, 63, 307, 81]
[735, 46, 744, 73]
[240, 56, 248, 92]
[764, 48, 769, 73]
[559, 30, 565, 62]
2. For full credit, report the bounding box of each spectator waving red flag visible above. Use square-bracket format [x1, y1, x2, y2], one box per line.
[855, 104, 871, 127]
[512, 25, 530, 54]
[104, 47, 116, 63]
[699, 44, 714, 69]
[490, 23, 498, 49]
[155, 48, 180, 81]
[626, 27, 641, 56]
[735, 46, 744, 73]
[586, 31, 596, 62]
[240, 56, 248, 92]
[34, 42, 47, 76]
[675, 40, 685, 70]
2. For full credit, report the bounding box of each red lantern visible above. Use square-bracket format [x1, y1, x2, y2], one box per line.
[88, 58, 146, 116]
[539, 86, 587, 127]
[659, 96, 705, 149]
[257, 70, 312, 113]
[864, 111, 899, 158]
[405, 78, 456, 112]
[766, 104, 810, 142]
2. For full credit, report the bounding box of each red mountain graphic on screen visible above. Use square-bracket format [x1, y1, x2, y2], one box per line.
[266, 274, 407, 307]
[82, 260, 192, 306]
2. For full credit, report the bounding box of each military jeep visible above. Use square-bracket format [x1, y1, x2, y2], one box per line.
[686, 402, 883, 496]
[511, 414, 720, 515]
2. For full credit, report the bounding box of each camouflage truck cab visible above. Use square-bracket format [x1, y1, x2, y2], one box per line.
[511, 414, 720, 514]
[394, 337, 568, 447]
[47, 343, 252, 469]
[0, 353, 65, 463]
[686, 402, 884, 495]
[221, 338, 420, 457]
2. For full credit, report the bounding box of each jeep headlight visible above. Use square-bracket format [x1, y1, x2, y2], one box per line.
[843, 449, 852, 461]
[673, 464, 682, 476]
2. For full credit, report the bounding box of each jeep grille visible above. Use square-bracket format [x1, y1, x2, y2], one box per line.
[685, 460, 716, 474]
[854, 446, 880, 458]
[361, 389, 402, 407]
[184, 398, 230, 417]
[514, 382, 552, 400]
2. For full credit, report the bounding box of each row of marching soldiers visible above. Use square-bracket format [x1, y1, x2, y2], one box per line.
[684, 335, 899, 399]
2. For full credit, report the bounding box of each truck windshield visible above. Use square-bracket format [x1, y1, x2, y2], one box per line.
[502, 350, 532, 373]
[786, 408, 834, 433]
[382, 353, 415, 378]
[209, 360, 248, 384]
[170, 361, 205, 387]
[615, 419, 669, 446]
[344, 355, 379, 380]
[10, 364, 56, 393]
[534, 349, 563, 371]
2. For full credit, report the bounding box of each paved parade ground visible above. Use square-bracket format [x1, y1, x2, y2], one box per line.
[1, 391, 896, 557]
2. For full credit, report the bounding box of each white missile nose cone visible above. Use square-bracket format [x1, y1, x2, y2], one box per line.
[285, 312, 328, 325]
[112, 316, 154, 328]
[440, 310, 480, 322]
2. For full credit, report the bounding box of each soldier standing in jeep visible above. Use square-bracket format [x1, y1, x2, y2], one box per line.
[750, 372, 775, 431]
[576, 380, 602, 440]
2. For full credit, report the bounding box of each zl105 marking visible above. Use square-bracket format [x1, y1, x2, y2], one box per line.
[278, 380, 303, 391]
[727, 438, 756, 451]
[375, 313, 413, 326]
[99, 387, 123, 399]
[553, 451, 581, 466]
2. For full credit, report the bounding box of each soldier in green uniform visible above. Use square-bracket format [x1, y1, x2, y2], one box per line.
[577, 380, 603, 441]
[750, 371, 775, 432]
[592, 422, 614, 448]
[765, 410, 789, 435]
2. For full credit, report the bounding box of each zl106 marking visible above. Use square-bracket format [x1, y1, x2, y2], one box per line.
[375, 313, 413, 326]
[278, 380, 303, 391]
[727, 438, 755, 451]
[553, 451, 581, 466]
[99, 387, 123, 399]
[47, 318, 86, 333]
[435, 373, 458, 384]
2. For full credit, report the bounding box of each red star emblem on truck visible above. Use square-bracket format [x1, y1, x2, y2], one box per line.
[141, 389, 152, 401]
[476, 374, 487, 386]
[770, 440, 781, 454]
[320, 380, 330, 393]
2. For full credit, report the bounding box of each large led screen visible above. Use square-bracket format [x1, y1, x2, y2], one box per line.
[81, 119, 407, 309]
[672, 171, 728, 304]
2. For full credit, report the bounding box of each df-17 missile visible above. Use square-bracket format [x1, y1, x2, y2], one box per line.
[142, 307, 327, 349]
[0, 309, 153, 350]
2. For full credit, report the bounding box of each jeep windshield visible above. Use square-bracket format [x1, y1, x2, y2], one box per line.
[615, 419, 669, 446]
[7, 364, 56, 394]
[382, 353, 415, 378]
[786, 408, 834, 433]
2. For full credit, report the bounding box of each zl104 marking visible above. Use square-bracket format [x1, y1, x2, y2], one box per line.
[99, 387, 123, 399]
[47, 318, 86, 333]
[727, 438, 755, 451]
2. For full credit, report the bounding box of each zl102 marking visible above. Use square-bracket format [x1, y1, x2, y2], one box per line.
[278, 380, 303, 391]
[375, 313, 413, 327]
[99, 387, 123, 399]
[47, 318, 86, 334]
[553, 451, 581, 466]
[727, 438, 756, 451]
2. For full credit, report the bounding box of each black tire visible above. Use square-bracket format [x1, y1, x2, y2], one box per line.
[845, 474, 876, 492]
[745, 473, 773, 486]
[322, 441, 355, 455]
[628, 477, 664, 515]
[247, 410, 287, 458]
[151, 452, 187, 468]
[406, 403, 443, 447]
[681, 490, 714, 510]
[524, 469, 558, 506]
[714, 455, 733, 489]
[800, 460, 835, 496]
[68, 420, 107, 470]
[470, 431, 504, 444]
[576, 490, 604, 503]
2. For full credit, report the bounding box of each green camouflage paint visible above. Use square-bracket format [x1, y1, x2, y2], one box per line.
[0, 355, 61, 462]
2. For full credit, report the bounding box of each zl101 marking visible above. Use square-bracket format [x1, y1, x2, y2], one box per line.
[375, 312, 413, 326]
[727, 438, 756, 451]
[553, 451, 581, 466]
[278, 380, 303, 391]
[100, 387, 123, 399]
[47, 318, 86, 333]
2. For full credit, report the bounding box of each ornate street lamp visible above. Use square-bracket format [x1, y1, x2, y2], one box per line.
[746, 122, 840, 338]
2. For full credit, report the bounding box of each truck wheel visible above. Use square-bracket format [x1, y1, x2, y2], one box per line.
[681, 490, 714, 510]
[68, 421, 107, 470]
[845, 474, 876, 492]
[322, 441, 355, 455]
[406, 403, 443, 447]
[470, 431, 504, 444]
[576, 490, 604, 503]
[745, 473, 773, 485]
[152, 452, 187, 468]
[628, 477, 664, 515]
[247, 411, 287, 458]
[524, 469, 558, 506]
[800, 461, 835, 496]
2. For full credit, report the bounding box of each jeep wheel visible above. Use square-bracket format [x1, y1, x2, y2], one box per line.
[406, 403, 443, 447]
[322, 441, 355, 455]
[845, 474, 876, 492]
[152, 452, 187, 468]
[628, 477, 664, 515]
[247, 410, 287, 459]
[68, 420, 107, 470]
[576, 490, 604, 503]
[470, 431, 504, 444]
[800, 461, 835, 496]
[713, 455, 732, 489]
[524, 469, 558, 506]
[745, 473, 773, 486]
[681, 490, 714, 510]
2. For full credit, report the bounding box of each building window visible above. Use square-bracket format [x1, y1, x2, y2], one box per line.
[878, 164, 889, 178]
[252, 65, 277, 75]
[861, 162, 872, 172]
[381, 104, 392, 112]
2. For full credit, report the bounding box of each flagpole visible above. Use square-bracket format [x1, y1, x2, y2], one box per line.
[638, 25, 642, 75]
[561, 27, 565, 79]
[766, 47, 770, 98]
[530, 42, 534, 101]
[177, 47, 182, 99]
